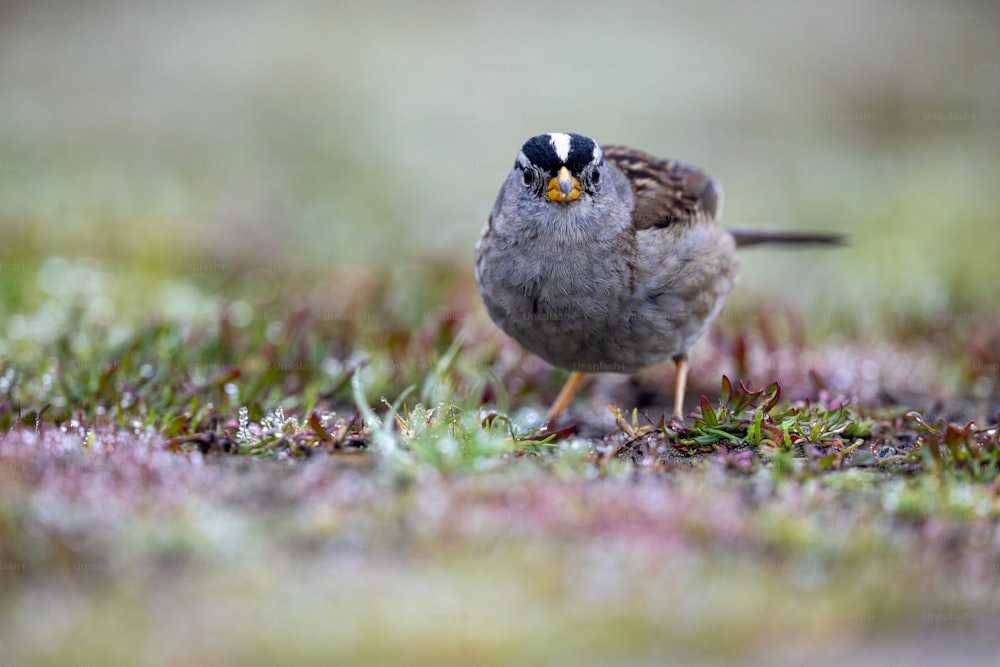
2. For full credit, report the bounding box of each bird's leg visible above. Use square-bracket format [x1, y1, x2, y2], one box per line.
[545, 371, 586, 425]
[672, 354, 689, 420]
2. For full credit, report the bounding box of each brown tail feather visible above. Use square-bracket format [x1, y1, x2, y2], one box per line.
[729, 228, 847, 248]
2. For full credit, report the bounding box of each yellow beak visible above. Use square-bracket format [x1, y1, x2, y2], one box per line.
[545, 166, 581, 203]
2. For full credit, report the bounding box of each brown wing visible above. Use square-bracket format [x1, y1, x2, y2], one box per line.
[601, 144, 723, 229]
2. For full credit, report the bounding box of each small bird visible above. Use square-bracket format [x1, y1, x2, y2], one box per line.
[474, 132, 842, 424]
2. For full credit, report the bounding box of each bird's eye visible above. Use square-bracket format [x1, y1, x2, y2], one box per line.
[591, 168, 601, 185]
[522, 168, 535, 187]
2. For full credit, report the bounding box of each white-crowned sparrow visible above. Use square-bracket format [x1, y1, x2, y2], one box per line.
[474, 132, 842, 423]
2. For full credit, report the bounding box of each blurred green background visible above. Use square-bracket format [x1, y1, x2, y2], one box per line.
[1, 0, 998, 327]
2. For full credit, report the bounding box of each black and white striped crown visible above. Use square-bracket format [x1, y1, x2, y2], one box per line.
[517, 132, 602, 173]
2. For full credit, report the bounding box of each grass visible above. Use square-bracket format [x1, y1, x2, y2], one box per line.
[1, 254, 999, 666]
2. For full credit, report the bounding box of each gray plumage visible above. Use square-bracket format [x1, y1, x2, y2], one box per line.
[475, 135, 738, 374]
